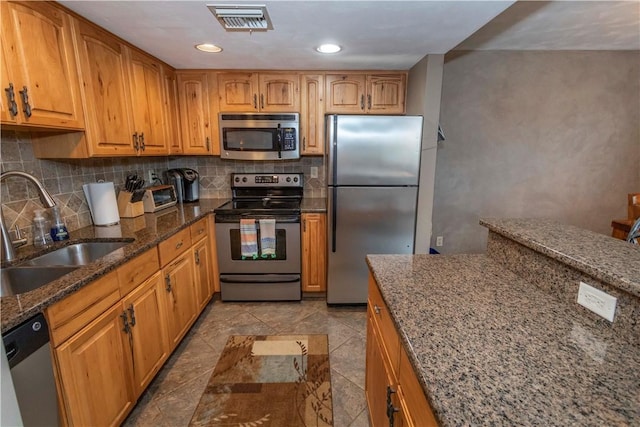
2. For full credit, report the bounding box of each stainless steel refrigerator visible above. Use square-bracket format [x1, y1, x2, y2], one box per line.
[326, 115, 423, 304]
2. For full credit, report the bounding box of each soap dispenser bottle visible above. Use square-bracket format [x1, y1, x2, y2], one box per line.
[33, 209, 53, 248]
[50, 205, 69, 241]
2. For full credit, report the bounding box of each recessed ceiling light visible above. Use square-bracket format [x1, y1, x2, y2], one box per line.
[195, 43, 223, 53]
[316, 44, 341, 54]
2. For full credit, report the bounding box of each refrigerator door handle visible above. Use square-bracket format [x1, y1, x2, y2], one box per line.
[331, 187, 337, 252]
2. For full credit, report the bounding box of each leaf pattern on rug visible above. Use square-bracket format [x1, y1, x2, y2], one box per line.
[293, 340, 333, 426]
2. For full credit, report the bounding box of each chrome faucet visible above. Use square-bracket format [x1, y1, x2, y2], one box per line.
[1, 171, 56, 262]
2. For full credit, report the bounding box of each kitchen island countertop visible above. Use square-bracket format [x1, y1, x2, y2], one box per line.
[366, 218, 640, 426]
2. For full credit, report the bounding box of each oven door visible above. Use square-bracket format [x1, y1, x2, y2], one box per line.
[215, 215, 301, 275]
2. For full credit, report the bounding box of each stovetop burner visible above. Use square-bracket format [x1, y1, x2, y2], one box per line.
[214, 173, 303, 217]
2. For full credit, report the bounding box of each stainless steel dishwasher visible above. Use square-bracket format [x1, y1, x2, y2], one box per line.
[2, 313, 60, 426]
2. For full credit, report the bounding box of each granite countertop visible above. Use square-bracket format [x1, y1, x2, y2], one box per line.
[1, 199, 227, 333]
[481, 218, 640, 297]
[366, 253, 639, 426]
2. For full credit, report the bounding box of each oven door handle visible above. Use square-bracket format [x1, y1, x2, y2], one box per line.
[220, 274, 300, 284]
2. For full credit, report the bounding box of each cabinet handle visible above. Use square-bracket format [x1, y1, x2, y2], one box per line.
[260, 94, 264, 110]
[4, 83, 18, 117]
[360, 94, 365, 111]
[19, 86, 32, 118]
[303, 219, 306, 232]
[128, 304, 136, 327]
[386, 386, 399, 427]
[206, 136, 210, 152]
[367, 94, 372, 110]
[133, 132, 139, 151]
[120, 311, 130, 333]
[253, 94, 257, 109]
[302, 136, 306, 151]
[165, 274, 172, 292]
[195, 250, 200, 265]
[175, 241, 183, 249]
[374, 304, 381, 315]
[139, 132, 145, 151]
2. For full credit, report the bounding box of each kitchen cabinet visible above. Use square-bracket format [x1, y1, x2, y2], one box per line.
[127, 48, 169, 155]
[177, 71, 217, 155]
[366, 274, 438, 427]
[163, 66, 183, 154]
[217, 72, 300, 112]
[325, 73, 406, 114]
[159, 227, 198, 349]
[301, 213, 327, 292]
[191, 217, 214, 310]
[1, 1, 84, 129]
[300, 74, 325, 155]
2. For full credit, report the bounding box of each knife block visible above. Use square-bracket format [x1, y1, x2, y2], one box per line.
[117, 191, 144, 218]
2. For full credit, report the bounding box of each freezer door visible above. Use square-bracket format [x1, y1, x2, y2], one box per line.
[327, 115, 423, 186]
[327, 186, 417, 304]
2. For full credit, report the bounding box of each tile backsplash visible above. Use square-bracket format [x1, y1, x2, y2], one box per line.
[1, 130, 324, 244]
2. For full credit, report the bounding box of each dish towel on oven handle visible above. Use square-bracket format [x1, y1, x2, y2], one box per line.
[240, 218, 258, 259]
[259, 218, 276, 258]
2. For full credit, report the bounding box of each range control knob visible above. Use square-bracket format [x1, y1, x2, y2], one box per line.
[234, 177, 240, 182]
[242, 177, 247, 183]
[293, 176, 299, 183]
[286, 177, 291, 182]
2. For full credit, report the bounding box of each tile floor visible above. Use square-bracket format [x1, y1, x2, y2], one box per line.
[123, 298, 371, 427]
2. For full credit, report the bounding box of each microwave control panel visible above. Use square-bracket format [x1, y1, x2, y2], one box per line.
[281, 128, 297, 150]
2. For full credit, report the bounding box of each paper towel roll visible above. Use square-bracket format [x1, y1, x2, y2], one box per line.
[83, 182, 120, 226]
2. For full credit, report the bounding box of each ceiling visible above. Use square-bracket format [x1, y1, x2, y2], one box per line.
[58, 1, 640, 71]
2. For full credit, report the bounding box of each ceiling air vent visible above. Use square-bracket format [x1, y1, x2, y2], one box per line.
[207, 4, 273, 32]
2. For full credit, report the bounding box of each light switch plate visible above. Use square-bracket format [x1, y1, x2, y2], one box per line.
[310, 167, 318, 178]
[577, 282, 617, 322]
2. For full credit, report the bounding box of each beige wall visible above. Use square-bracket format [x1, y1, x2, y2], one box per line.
[433, 50, 640, 254]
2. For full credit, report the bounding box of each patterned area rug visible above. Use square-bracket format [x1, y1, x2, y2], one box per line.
[190, 335, 333, 427]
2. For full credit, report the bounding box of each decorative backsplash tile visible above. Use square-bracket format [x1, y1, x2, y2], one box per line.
[0, 130, 325, 244]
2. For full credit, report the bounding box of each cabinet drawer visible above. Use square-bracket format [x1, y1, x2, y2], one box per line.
[368, 274, 400, 377]
[117, 247, 160, 295]
[190, 217, 209, 242]
[47, 270, 120, 347]
[399, 345, 438, 427]
[158, 228, 191, 267]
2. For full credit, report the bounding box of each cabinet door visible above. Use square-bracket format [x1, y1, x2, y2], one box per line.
[300, 74, 325, 155]
[1, 1, 84, 129]
[1, 40, 18, 124]
[217, 72, 258, 111]
[164, 66, 183, 154]
[128, 48, 168, 155]
[121, 271, 170, 397]
[302, 213, 327, 292]
[177, 72, 212, 154]
[55, 304, 134, 427]
[162, 251, 198, 349]
[193, 238, 213, 310]
[259, 73, 300, 112]
[367, 74, 406, 114]
[73, 18, 136, 156]
[325, 74, 366, 114]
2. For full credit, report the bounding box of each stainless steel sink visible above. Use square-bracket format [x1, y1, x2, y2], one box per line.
[0, 266, 78, 297]
[22, 241, 130, 267]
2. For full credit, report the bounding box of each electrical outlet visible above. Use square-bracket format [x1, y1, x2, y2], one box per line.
[147, 169, 156, 183]
[577, 282, 617, 322]
[310, 167, 318, 178]
[436, 236, 443, 247]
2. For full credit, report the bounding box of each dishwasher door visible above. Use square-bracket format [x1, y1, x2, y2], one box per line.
[3, 313, 60, 427]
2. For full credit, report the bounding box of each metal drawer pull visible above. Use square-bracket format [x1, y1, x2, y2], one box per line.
[175, 241, 183, 249]
[374, 304, 381, 315]
[19, 86, 31, 118]
[5, 83, 18, 117]
[165, 274, 172, 292]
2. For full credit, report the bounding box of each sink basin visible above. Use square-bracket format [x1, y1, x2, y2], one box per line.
[0, 266, 78, 297]
[22, 241, 130, 267]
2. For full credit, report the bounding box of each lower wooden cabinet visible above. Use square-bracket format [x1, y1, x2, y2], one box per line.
[162, 249, 198, 349]
[366, 273, 438, 427]
[301, 213, 327, 292]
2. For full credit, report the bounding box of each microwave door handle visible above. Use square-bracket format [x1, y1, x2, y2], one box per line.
[276, 124, 282, 159]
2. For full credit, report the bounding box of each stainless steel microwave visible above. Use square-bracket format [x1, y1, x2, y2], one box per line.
[219, 113, 300, 161]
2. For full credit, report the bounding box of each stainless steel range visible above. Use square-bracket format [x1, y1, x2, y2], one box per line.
[214, 173, 303, 301]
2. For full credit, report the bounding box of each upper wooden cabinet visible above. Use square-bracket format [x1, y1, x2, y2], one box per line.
[325, 73, 406, 114]
[300, 74, 325, 155]
[217, 72, 300, 112]
[163, 66, 183, 155]
[127, 48, 169, 155]
[176, 71, 217, 155]
[1, 1, 84, 129]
